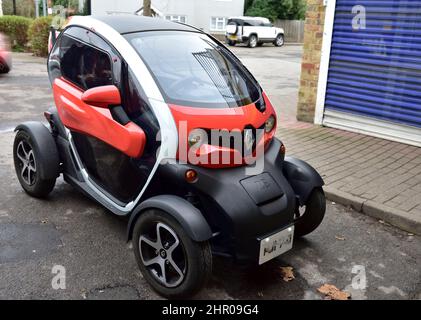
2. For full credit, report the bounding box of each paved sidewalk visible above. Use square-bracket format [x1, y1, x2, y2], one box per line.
[276, 120, 421, 235]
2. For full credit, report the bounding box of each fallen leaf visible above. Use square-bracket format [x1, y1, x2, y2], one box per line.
[335, 235, 346, 241]
[279, 266, 295, 282]
[379, 220, 385, 224]
[317, 284, 351, 300]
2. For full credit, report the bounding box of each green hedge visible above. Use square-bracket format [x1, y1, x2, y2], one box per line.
[28, 16, 53, 57]
[0, 15, 33, 51]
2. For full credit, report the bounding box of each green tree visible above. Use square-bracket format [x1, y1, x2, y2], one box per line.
[246, 0, 306, 21]
[2, 0, 36, 17]
[244, 0, 255, 13]
[82, 0, 90, 15]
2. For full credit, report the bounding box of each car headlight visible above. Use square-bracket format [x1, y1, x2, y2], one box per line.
[188, 129, 208, 147]
[244, 129, 255, 153]
[265, 115, 276, 133]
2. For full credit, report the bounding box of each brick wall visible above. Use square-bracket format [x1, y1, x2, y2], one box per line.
[296, 0, 326, 122]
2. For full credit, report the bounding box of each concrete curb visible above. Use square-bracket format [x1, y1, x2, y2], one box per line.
[324, 186, 421, 235]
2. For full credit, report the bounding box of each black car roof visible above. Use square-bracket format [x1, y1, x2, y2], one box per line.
[94, 15, 200, 35]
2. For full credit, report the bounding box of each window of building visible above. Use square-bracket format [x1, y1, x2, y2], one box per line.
[165, 15, 187, 23]
[210, 17, 227, 31]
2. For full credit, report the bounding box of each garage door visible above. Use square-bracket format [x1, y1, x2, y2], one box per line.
[322, 0, 421, 146]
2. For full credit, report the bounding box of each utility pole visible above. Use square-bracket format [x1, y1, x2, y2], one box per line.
[42, 0, 47, 16]
[143, 0, 152, 17]
[35, 0, 39, 18]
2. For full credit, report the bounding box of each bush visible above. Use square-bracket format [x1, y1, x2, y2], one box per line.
[246, 0, 306, 21]
[28, 16, 53, 57]
[0, 15, 33, 50]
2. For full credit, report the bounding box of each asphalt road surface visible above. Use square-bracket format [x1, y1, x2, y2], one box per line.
[0, 47, 420, 300]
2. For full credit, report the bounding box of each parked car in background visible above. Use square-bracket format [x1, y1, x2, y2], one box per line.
[225, 16, 284, 48]
[0, 33, 12, 73]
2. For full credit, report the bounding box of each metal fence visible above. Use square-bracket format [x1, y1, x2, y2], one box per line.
[274, 20, 305, 43]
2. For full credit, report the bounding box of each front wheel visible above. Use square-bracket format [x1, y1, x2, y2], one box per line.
[227, 40, 236, 46]
[133, 209, 212, 299]
[294, 188, 326, 237]
[274, 34, 284, 47]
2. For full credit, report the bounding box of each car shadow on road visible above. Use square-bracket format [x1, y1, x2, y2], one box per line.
[196, 237, 316, 299]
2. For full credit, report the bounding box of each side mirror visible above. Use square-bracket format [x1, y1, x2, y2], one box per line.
[81, 85, 121, 108]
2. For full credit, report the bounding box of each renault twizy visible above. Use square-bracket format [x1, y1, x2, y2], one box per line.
[13, 15, 325, 298]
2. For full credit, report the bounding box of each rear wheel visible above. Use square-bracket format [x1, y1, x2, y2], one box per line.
[133, 209, 212, 299]
[248, 35, 258, 48]
[13, 130, 56, 198]
[294, 188, 326, 237]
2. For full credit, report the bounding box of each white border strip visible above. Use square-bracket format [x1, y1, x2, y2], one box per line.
[314, 0, 336, 125]
[323, 110, 421, 147]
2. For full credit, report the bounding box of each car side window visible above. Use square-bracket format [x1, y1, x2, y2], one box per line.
[60, 35, 113, 90]
[121, 66, 160, 156]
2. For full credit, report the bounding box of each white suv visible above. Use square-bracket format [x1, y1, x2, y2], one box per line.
[225, 16, 285, 48]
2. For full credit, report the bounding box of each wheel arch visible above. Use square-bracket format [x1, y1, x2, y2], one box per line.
[14, 121, 60, 180]
[127, 195, 213, 242]
[248, 32, 259, 40]
[283, 156, 324, 206]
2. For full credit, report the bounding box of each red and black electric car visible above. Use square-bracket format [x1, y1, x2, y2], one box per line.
[13, 15, 325, 298]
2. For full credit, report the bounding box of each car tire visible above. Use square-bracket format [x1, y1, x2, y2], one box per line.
[0, 64, 10, 74]
[227, 40, 236, 46]
[13, 130, 57, 198]
[248, 35, 258, 48]
[274, 34, 284, 47]
[294, 188, 326, 237]
[133, 209, 212, 299]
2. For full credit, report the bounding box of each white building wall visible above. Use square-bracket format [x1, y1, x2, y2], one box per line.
[194, 0, 244, 33]
[91, 0, 245, 33]
[91, 0, 141, 15]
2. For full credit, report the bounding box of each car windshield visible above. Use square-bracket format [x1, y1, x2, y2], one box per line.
[125, 31, 262, 108]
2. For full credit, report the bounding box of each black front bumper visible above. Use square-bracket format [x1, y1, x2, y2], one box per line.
[157, 138, 296, 263]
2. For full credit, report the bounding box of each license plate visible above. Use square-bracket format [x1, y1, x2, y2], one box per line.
[228, 35, 237, 40]
[258, 226, 294, 265]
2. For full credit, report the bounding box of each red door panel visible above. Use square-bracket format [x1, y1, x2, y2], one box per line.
[53, 78, 146, 158]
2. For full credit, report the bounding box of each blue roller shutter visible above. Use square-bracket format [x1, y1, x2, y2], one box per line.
[323, 0, 421, 146]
